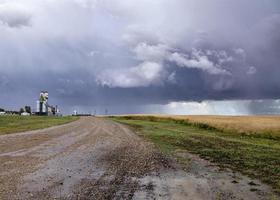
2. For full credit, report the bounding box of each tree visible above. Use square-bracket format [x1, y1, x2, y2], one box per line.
[25, 106, 31, 114]
[0, 108, 4, 112]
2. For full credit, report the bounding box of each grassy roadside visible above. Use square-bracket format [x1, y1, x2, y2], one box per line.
[110, 116, 280, 194]
[0, 116, 79, 135]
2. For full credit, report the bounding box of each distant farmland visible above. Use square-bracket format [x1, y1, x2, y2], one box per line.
[115, 115, 280, 139]
[170, 115, 280, 135]
[0, 116, 79, 135]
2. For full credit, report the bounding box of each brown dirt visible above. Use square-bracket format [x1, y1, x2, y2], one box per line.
[0, 117, 278, 200]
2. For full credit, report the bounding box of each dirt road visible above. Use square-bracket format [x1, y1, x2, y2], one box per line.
[0, 117, 278, 200]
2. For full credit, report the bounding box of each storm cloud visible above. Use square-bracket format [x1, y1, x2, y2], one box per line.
[0, 0, 280, 114]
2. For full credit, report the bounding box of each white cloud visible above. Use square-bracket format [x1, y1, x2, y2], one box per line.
[0, 3, 31, 28]
[97, 62, 165, 88]
[168, 50, 231, 75]
[166, 101, 214, 115]
[163, 100, 251, 115]
[97, 43, 232, 88]
[133, 43, 169, 62]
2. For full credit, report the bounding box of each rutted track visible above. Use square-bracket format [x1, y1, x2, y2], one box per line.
[0, 117, 165, 199]
[0, 117, 277, 200]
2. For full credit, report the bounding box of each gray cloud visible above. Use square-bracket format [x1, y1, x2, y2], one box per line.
[0, 0, 280, 114]
[0, 3, 31, 27]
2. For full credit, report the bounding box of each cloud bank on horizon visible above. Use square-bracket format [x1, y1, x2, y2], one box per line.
[0, 0, 280, 114]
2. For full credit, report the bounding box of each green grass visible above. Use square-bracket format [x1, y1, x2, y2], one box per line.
[0, 115, 79, 135]
[111, 116, 280, 194]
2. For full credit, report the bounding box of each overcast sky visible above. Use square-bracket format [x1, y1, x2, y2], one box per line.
[0, 0, 280, 115]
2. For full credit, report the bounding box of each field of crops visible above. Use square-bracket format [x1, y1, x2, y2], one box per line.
[111, 115, 280, 193]
[117, 115, 280, 139]
[170, 115, 280, 135]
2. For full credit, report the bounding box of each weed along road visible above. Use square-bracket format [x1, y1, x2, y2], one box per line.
[0, 117, 278, 200]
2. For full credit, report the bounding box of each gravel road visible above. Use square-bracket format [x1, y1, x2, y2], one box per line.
[0, 117, 278, 200]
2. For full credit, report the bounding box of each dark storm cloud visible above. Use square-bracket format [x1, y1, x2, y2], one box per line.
[248, 100, 280, 115]
[0, 0, 280, 114]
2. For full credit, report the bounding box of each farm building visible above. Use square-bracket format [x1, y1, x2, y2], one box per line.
[36, 91, 60, 116]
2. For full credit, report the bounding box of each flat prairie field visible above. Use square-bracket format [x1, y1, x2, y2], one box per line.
[111, 115, 280, 193]
[172, 115, 280, 134]
[118, 115, 280, 138]
[0, 115, 79, 135]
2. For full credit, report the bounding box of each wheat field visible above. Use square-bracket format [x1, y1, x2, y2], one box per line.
[169, 115, 280, 134]
[118, 115, 280, 136]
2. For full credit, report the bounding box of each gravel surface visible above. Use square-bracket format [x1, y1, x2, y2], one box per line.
[0, 117, 278, 200]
